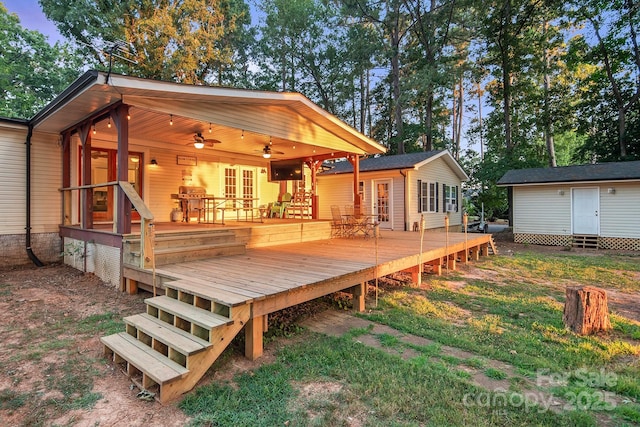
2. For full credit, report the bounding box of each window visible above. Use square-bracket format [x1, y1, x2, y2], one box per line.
[358, 181, 365, 202]
[443, 184, 458, 212]
[418, 180, 438, 212]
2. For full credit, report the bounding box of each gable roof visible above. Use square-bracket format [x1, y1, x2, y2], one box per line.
[498, 161, 640, 186]
[319, 150, 469, 181]
[29, 70, 386, 161]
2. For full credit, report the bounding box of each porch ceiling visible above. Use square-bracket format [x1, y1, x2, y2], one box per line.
[32, 71, 386, 161]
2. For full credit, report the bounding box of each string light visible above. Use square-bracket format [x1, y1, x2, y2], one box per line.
[107, 117, 111, 128]
[209, 122, 212, 133]
[92, 124, 96, 135]
[241, 130, 244, 140]
[169, 114, 173, 126]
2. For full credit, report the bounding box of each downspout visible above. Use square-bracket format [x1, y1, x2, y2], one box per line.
[25, 124, 44, 267]
[400, 170, 408, 231]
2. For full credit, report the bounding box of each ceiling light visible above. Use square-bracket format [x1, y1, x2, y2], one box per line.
[262, 146, 272, 159]
[194, 141, 205, 149]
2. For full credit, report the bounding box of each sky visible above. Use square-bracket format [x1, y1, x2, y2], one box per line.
[3, 0, 64, 44]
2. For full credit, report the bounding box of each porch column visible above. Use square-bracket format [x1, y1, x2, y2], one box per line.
[62, 132, 72, 225]
[114, 104, 131, 234]
[79, 124, 93, 229]
[307, 160, 320, 219]
[348, 155, 361, 216]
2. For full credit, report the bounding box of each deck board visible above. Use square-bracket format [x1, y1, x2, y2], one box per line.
[156, 230, 491, 312]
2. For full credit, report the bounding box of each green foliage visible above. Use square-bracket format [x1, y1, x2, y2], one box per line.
[0, 4, 82, 118]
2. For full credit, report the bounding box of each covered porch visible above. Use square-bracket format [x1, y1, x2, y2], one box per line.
[30, 70, 386, 285]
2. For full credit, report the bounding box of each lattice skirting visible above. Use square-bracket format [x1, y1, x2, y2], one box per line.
[599, 237, 640, 251]
[514, 233, 572, 247]
[514, 233, 640, 251]
[64, 237, 122, 288]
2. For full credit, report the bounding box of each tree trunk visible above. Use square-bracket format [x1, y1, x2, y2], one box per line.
[563, 286, 612, 335]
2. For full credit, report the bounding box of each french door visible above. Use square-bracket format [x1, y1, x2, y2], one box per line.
[373, 179, 392, 228]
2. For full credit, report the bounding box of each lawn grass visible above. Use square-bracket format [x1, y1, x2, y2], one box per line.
[179, 249, 640, 426]
[181, 334, 593, 426]
[361, 250, 640, 424]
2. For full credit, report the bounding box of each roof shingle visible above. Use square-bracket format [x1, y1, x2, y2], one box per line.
[498, 161, 640, 185]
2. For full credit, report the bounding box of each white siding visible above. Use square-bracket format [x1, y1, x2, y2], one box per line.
[600, 183, 640, 238]
[317, 170, 404, 229]
[143, 149, 281, 221]
[318, 157, 463, 231]
[514, 182, 640, 239]
[513, 186, 572, 235]
[0, 127, 61, 235]
[409, 156, 464, 230]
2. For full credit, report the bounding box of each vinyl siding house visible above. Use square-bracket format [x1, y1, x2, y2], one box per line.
[317, 150, 468, 231]
[497, 161, 640, 250]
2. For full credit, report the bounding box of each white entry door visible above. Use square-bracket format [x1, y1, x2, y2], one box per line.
[572, 188, 599, 235]
[373, 180, 392, 228]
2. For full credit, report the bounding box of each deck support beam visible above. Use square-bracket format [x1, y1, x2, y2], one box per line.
[244, 313, 264, 361]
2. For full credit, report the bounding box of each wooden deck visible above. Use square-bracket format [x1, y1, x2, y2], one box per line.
[106, 228, 495, 403]
[130, 229, 494, 355]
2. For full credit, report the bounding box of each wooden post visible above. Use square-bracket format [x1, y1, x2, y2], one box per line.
[352, 282, 366, 312]
[563, 286, 612, 335]
[245, 314, 264, 361]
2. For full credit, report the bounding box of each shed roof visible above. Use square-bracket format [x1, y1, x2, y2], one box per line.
[320, 150, 469, 181]
[498, 161, 640, 186]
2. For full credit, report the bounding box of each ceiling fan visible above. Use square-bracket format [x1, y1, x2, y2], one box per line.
[189, 132, 222, 149]
[255, 144, 284, 159]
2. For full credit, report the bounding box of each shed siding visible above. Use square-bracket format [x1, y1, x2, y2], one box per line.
[513, 186, 572, 235]
[0, 127, 27, 234]
[513, 183, 640, 239]
[599, 183, 640, 238]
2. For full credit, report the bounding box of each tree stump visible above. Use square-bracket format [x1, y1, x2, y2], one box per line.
[563, 286, 612, 335]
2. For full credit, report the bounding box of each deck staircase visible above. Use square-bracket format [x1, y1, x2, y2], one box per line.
[488, 236, 498, 255]
[123, 229, 246, 266]
[101, 277, 251, 403]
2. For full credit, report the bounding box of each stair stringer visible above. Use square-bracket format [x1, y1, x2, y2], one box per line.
[158, 303, 252, 404]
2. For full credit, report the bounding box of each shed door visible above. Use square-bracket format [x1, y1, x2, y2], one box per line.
[572, 188, 599, 235]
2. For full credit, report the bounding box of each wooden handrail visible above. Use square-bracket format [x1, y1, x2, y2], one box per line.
[119, 181, 153, 220]
[59, 181, 120, 191]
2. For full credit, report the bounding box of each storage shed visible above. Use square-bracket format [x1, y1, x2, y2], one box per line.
[497, 161, 640, 250]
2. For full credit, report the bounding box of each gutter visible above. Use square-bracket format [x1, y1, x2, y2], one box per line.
[25, 124, 44, 267]
[30, 70, 99, 127]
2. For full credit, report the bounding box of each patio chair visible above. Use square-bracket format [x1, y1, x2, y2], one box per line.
[330, 205, 350, 237]
[269, 192, 292, 218]
[286, 191, 313, 219]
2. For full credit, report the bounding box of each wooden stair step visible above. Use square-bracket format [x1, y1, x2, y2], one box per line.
[145, 295, 233, 330]
[124, 313, 212, 355]
[165, 278, 252, 307]
[138, 242, 245, 256]
[101, 332, 188, 384]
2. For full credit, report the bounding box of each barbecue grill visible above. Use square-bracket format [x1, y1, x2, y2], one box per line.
[171, 186, 210, 222]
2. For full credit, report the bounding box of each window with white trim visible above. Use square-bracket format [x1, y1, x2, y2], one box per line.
[443, 184, 458, 212]
[418, 180, 438, 212]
